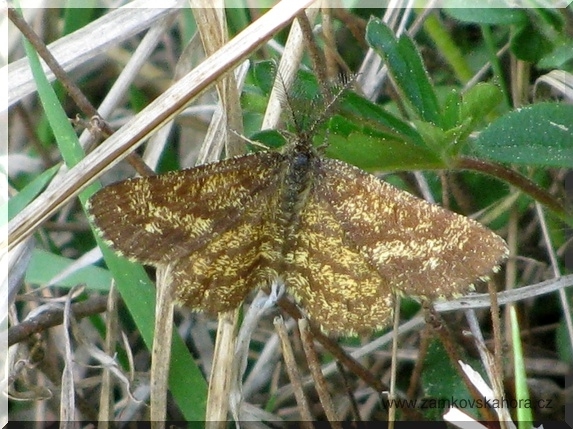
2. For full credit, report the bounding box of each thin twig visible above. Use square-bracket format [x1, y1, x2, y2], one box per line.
[7, 6, 154, 177]
[274, 316, 314, 425]
[335, 361, 362, 422]
[7, 0, 315, 252]
[455, 156, 568, 218]
[296, 10, 329, 101]
[388, 295, 401, 427]
[406, 324, 431, 399]
[278, 297, 424, 420]
[278, 297, 385, 392]
[8, 295, 108, 346]
[298, 319, 341, 426]
[488, 277, 505, 425]
[536, 201, 573, 358]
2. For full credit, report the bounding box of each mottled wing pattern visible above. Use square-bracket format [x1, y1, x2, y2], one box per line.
[168, 192, 283, 313]
[284, 194, 395, 334]
[313, 158, 508, 300]
[88, 152, 286, 266]
[89, 145, 508, 334]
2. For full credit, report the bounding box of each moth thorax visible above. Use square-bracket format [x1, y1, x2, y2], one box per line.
[279, 147, 316, 231]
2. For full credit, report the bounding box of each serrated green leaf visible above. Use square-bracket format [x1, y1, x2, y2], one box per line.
[473, 103, 573, 167]
[253, 60, 277, 95]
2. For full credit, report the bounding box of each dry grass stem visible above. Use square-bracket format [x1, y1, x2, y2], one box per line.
[298, 319, 340, 426]
[150, 266, 175, 425]
[274, 316, 313, 424]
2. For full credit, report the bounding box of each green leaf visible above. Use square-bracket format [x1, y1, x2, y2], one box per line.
[442, 90, 462, 130]
[365, 17, 441, 126]
[537, 39, 573, 69]
[512, 9, 563, 64]
[250, 113, 443, 172]
[25, 249, 113, 291]
[411, 120, 449, 158]
[460, 83, 503, 125]
[421, 340, 479, 420]
[249, 129, 287, 150]
[473, 103, 573, 167]
[63, 1, 97, 34]
[324, 131, 444, 172]
[556, 316, 573, 364]
[444, 6, 527, 25]
[512, 21, 555, 63]
[252, 60, 276, 95]
[2, 164, 60, 225]
[340, 92, 426, 148]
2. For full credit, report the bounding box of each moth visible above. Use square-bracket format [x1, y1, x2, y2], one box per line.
[87, 125, 507, 335]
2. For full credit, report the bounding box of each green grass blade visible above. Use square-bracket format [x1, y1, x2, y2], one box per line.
[22, 17, 208, 419]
